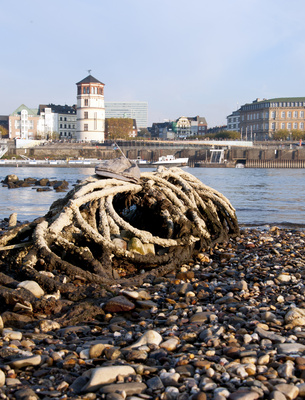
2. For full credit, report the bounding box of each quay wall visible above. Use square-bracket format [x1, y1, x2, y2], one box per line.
[3, 141, 305, 168]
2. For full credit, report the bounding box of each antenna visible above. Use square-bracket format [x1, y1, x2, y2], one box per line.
[88, 69, 92, 75]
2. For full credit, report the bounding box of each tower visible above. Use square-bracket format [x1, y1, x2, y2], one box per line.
[76, 74, 105, 142]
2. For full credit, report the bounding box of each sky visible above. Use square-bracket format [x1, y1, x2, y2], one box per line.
[2, 0, 305, 127]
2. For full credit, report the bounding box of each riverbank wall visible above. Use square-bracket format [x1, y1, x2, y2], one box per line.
[3, 141, 305, 168]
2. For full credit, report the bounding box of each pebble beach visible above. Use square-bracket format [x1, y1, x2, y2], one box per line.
[0, 225, 305, 400]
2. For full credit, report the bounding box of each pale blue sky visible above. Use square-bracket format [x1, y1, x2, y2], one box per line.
[2, 0, 305, 127]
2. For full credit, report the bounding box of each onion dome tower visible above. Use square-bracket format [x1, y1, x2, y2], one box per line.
[76, 73, 105, 142]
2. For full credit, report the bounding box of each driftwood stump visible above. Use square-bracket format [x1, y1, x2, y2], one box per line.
[0, 167, 239, 292]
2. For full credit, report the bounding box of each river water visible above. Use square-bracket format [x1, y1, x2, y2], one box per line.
[0, 166, 304, 229]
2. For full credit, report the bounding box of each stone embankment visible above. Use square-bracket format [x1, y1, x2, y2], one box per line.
[0, 226, 305, 399]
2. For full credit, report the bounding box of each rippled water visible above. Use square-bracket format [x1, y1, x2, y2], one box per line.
[0, 166, 304, 228]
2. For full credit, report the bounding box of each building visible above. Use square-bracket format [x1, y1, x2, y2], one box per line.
[9, 104, 40, 139]
[105, 102, 148, 129]
[151, 122, 175, 140]
[175, 116, 207, 138]
[76, 74, 105, 142]
[40, 104, 77, 140]
[239, 97, 305, 141]
[226, 110, 240, 132]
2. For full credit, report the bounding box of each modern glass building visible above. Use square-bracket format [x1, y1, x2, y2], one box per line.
[105, 101, 148, 128]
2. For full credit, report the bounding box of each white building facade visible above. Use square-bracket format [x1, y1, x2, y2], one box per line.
[76, 75, 105, 142]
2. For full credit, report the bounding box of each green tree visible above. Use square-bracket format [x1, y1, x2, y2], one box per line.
[138, 128, 150, 138]
[291, 129, 304, 140]
[227, 130, 241, 140]
[273, 129, 289, 140]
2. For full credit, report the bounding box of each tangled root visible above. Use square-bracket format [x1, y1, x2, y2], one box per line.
[0, 167, 239, 289]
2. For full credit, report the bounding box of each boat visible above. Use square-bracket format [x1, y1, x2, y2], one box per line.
[134, 155, 189, 168]
[152, 155, 189, 167]
[235, 163, 245, 168]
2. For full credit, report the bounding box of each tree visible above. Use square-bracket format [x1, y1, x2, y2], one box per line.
[105, 118, 133, 140]
[291, 129, 305, 140]
[138, 128, 150, 138]
[273, 129, 289, 140]
[0, 126, 8, 138]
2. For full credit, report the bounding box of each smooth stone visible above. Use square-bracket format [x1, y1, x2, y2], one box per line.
[229, 389, 260, 400]
[274, 383, 299, 400]
[17, 280, 44, 298]
[255, 326, 285, 343]
[146, 376, 164, 390]
[297, 383, 305, 397]
[104, 296, 135, 313]
[276, 343, 305, 354]
[277, 273, 292, 283]
[89, 343, 106, 359]
[128, 237, 145, 255]
[285, 308, 305, 327]
[99, 382, 147, 395]
[106, 393, 125, 400]
[159, 371, 180, 387]
[112, 238, 127, 251]
[39, 320, 61, 332]
[8, 213, 17, 228]
[14, 388, 39, 400]
[269, 391, 287, 400]
[143, 243, 155, 255]
[9, 355, 42, 369]
[5, 378, 22, 386]
[160, 337, 180, 351]
[190, 312, 212, 324]
[2, 329, 22, 341]
[82, 365, 135, 393]
[0, 369, 5, 387]
[124, 330, 162, 349]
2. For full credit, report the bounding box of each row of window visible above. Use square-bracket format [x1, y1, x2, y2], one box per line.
[244, 122, 305, 131]
[243, 100, 305, 111]
[59, 124, 75, 129]
[243, 110, 305, 120]
[78, 86, 104, 95]
[59, 116, 76, 122]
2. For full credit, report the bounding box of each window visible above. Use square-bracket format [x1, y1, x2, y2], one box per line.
[301, 122, 304, 129]
[83, 87, 86, 94]
[287, 112, 292, 118]
[84, 124, 88, 131]
[293, 123, 298, 129]
[87, 87, 89, 94]
[288, 123, 291, 129]
[271, 122, 276, 130]
[294, 111, 298, 118]
[60, 124, 62, 128]
[271, 111, 276, 118]
[301, 111, 304, 118]
[84, 112, 88, 119]
[60, 117, 62, 121]
[281, 123, 285, 129]
[85, 99, 88, 106]
[281, 111, 285, 118]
